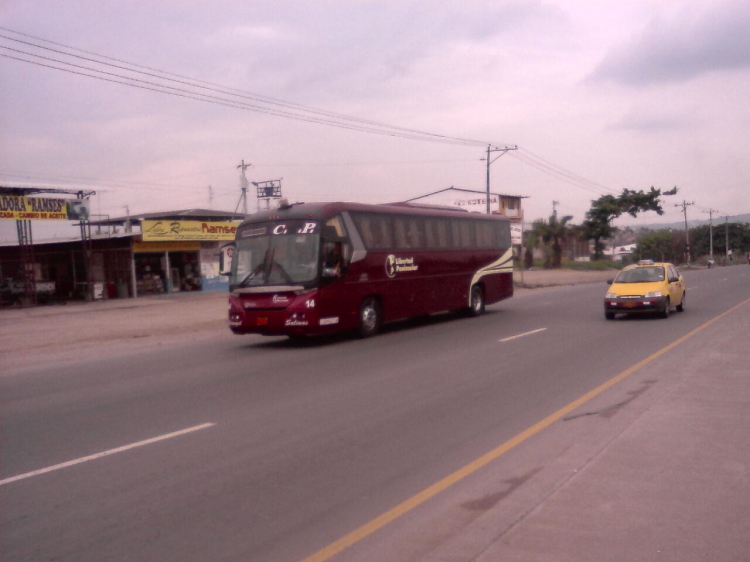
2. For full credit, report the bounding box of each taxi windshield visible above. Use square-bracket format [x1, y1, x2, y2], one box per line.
[231, 221, 320, 287]
[615, 266, 665, 283]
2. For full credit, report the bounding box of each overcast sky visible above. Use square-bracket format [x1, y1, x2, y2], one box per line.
[2, 0, 749, 242]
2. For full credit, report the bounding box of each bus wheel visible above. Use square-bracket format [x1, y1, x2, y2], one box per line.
[358, 297, 381, 338]
[468, 285, 485, 317]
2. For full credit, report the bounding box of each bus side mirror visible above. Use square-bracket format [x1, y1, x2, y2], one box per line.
[219, 243, 234, 275]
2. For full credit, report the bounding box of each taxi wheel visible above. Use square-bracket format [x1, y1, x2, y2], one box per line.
[660, 298, 670, 319]
[676, 291, 686, 312]
[605, 311, 615, 320]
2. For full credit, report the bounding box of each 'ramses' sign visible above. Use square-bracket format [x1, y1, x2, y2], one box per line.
[141, 219, 242, 241]
[0, 195, 88, 220]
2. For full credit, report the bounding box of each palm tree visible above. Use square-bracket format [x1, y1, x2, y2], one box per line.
[531, 213, 574, 268]
[523, 226, 540, 269]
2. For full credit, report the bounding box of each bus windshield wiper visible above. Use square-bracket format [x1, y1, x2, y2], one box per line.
[238, 268, 262, 287]
[239, 248, 274, 287]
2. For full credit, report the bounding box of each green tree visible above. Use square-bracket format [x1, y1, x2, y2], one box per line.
[690, 222, 750, 260]
[531, 213, 574, 268]
[523, 227, 540, 269]
[633, 230, 684, 263]
[582, 187, 678, 260]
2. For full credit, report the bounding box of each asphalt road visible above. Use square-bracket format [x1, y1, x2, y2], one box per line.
[1, 265, 748, 562]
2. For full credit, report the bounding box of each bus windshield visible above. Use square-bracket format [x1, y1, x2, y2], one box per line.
[231, 220, 320, 288]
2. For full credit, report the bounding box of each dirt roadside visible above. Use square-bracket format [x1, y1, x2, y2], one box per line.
[513, 267, 616, 288]
[1, 269, 616, 372]
[0, 292, 231, 372]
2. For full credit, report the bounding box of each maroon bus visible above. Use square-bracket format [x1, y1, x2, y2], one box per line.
[226, 200, 513, 338]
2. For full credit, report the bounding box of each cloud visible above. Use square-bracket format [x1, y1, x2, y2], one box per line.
[606, 110, 691, 133]
[589, 1, 750, 86]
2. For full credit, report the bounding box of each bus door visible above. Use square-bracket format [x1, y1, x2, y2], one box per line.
[317, 218, 356, 329]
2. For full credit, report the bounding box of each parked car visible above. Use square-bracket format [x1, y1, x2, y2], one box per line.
[604, 260, 685, 320]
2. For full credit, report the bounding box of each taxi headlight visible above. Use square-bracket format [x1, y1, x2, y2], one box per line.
[605, 293, 617, 299]
[644, 291, 662, 298]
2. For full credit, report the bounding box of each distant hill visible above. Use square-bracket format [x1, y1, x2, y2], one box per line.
[625, 213, 750, 231]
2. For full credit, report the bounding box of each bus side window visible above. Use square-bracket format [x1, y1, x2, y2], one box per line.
[450, 219, 461, 248]
[436, 219, 450, 248]
[424, 218, 437, 249]
[394, 217, 409, 249]
[322, 241, 346, 277]
[359, 217, 375, 248]
[406, 218, 425, 249]
[374, 215, 393, 249]
[477, 222, 494, 248]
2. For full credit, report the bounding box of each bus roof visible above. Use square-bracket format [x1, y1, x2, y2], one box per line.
[239, 201, 510, 226]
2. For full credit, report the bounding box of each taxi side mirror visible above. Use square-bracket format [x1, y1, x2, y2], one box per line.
[606, 279, 613, 285]
[668, 276, 679, 283]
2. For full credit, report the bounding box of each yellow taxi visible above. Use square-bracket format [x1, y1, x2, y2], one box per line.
[604, 260, 686, 320]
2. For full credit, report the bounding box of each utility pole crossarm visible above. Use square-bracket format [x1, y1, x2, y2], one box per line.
[236, 159, 252, 215]
[484, 144, 518, 215]
[675, 200, 695, 263]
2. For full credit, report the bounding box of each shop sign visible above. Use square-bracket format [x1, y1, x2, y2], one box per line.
[412, 192, 500, 214]
[511, 223, 522, 245]
[133, 241, 201, 253]
[141, 220, 241, 241]
[0, 196, 89, 220]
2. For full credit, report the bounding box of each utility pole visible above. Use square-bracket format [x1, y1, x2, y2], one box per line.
[724, 215, 730, 263]
[236, 159, 252, 215]
[703, 208, 717, 262]
[552, 200, 559, 218]
[675, 199, 694, 263]
[483, 144, 518, 215]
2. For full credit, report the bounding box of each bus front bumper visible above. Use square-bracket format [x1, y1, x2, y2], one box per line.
[228, 295, 342, 336]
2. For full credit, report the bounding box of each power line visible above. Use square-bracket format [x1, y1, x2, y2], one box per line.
[509, 149, 618, 196]
[1, 27, 672, 206]
[0, 26, 496, 145]
[0, 28, 501, 147]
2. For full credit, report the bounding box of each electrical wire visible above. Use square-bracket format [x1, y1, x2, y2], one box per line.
[1, 27, 664, 202]
[0, 28, 498, 147]
[0, 26, 495, 145]
[510, 148, 619, 197]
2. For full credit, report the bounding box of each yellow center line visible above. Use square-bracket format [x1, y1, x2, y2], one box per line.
[302, 297, 750, 562]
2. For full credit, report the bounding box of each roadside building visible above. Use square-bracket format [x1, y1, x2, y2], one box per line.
[90, 209, 244, 297]
[1, 208, 244, 305]
[406, 187, 527, 245]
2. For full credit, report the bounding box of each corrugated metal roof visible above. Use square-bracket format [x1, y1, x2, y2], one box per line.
[406, 186, 529, 200]
[0, 231, 137, 248]
[89, 208, 246, 226]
